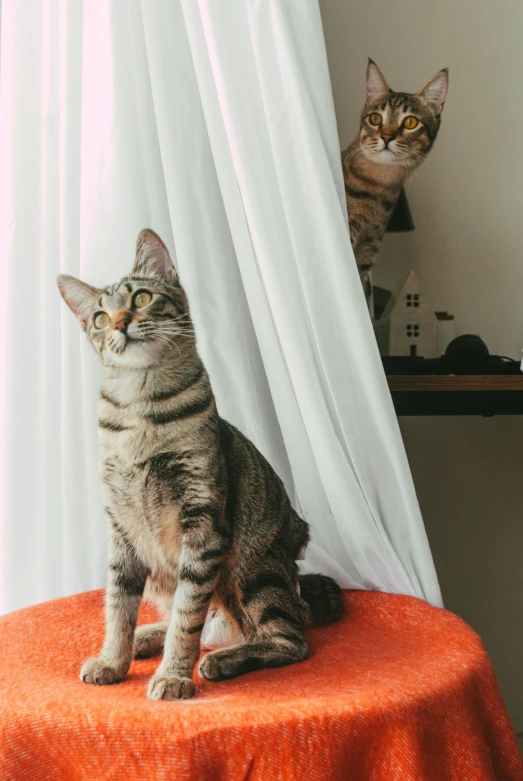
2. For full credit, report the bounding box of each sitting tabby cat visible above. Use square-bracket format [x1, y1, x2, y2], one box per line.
[57, 229, 343, 701]
[343, 59, 448, 296]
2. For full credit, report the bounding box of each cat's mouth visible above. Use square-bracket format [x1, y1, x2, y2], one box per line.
[363, 143, 407, 168]
[104, 330, 164, 369]
[108, 330, 143, 355]
[108, 323, 157, 354]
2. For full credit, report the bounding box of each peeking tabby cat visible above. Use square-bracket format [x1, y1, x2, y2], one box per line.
[57, 229, 343, 701]
[343, 59, 448, 297]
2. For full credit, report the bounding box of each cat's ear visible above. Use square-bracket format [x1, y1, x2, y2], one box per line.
[418, 69, 449, 116]
[366, 58, 389, 101]
[132, 229, 178, 284]
[57, 275, 101, 331]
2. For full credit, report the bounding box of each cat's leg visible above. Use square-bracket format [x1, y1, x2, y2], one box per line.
[199, 636, 308, 681]
[134, 572, 174, 658]
[199, 562, 309, 682]
[354, 237, 380, 300]
[147, 508, 227, 701]
[134, 623, 169, 658]
[81, 521, 149, 685]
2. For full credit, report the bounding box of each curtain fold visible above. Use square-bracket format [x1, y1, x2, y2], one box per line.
[0, 0, 442, 614]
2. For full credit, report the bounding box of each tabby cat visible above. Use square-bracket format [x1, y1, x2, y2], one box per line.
[343, 59, 448, 296]
[57, 229, 343, 701]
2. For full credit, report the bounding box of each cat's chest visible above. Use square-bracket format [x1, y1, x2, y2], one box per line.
[101, 459, 182, 572]
[99, 419, 172, 465]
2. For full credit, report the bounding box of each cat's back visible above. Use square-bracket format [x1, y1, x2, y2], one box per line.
[218, 418, 309, 560]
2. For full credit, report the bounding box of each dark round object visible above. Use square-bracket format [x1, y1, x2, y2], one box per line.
[444, 335, 490, 374]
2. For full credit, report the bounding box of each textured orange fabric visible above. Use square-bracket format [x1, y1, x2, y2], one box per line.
[0, 589, 521, 781]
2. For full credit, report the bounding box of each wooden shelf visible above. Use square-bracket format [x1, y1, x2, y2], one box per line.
[386, 374, 523, 416]
[387, 375, 523, 392]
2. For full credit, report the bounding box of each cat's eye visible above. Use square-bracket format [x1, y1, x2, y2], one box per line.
[368, 113, 383, 126]
[403, 116, 419, 130]
[94, 312, 109, 330]
[133, 290, 152, 309]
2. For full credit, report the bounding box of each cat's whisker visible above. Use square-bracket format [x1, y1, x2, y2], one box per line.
[141, 317, 193, 328]
[144, 324, 196, 334]
[138, 327, 190, 336]
[161, 314, 191, 324]
[143, 327, 196, 338]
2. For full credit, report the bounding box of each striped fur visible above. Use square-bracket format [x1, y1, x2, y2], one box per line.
[343, 59, 448, 297]
[57, 229, 343, 700]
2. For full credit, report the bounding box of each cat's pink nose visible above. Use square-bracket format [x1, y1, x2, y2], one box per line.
[112, 311, 132, 332]
[382, 133, 394, 144]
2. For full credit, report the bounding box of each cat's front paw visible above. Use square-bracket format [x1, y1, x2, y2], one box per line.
[147, 673, 196, 700]
[80, 657, 125, 686]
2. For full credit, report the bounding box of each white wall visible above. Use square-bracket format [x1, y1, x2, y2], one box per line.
[319, 0, 523, 736]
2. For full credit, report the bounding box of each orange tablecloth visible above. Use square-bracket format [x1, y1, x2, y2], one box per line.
[0, 589, 521, 780]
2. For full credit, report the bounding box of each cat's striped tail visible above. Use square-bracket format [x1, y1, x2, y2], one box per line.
[298, 573, 344, 627]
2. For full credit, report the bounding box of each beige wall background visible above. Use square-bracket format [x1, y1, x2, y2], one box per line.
[319, 0, 523, 737]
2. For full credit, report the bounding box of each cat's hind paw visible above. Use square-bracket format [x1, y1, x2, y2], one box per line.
[134, 623, 167, 659]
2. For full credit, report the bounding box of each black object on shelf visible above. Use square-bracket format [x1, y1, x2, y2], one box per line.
[382, 335, 522, 376]
[386, 188, 415, 233]
[444, 334, 490, 374]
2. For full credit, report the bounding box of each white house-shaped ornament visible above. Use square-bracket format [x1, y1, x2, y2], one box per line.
[374, 271, 438, 358]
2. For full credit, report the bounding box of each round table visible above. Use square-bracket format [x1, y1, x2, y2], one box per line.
[0, 589, 521, 780]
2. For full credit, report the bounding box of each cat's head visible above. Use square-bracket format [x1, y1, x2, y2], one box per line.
[358, 59, 448, 168]
[58, 229, 194, 369]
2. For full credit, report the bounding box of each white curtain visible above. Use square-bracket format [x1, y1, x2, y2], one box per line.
[0, 0, 442, 614]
